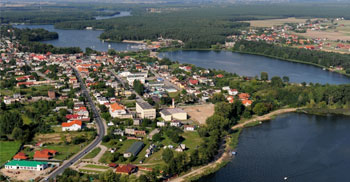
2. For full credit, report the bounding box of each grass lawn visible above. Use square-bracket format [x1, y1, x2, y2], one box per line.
[83, 147, 101, 159]
[21, 115, 33, 125]
[168, 91, 180, 98]
[182, 131, 202, 153]
[84, 164, 109, 169]
[42, 143, 83, 160]
[79, 169, 103, 173]
[118, 140, 137, 153]
[0, 141, 22, 165]
[99, 151, 113, 163]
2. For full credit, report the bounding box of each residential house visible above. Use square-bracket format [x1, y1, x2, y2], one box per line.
[109, 103, 127, 118]
[62, 120, 82, 131]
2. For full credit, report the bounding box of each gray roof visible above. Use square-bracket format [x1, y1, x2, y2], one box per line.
[137, 102, 154, 110]
[161, 108, 186, 115]
[125, 141, 144, 156]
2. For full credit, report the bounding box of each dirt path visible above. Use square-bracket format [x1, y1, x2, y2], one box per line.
[92, 144, 108, 163]
[170, 107, 299, 182]
[232, 107, 299, 130]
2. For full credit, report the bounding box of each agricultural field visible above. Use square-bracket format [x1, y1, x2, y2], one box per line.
[0, 141, 22, 165]
[246, 17, 310, 27]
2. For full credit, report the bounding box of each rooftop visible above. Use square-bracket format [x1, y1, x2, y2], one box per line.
[136, 102, 154, 110]
[5, 160, 47, 167]
[125, 141, 144, 156]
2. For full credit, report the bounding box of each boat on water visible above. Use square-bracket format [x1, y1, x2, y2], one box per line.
[231, 151, 237, 155]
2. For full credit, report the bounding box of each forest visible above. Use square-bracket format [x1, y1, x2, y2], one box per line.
[232, 40, 350, 70]
[0, 3, 125, 24]
[52, 4, 350, 48]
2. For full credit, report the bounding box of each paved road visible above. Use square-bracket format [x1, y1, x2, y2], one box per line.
[42, 67, 106, 181]
[151, 71, 180, 91]
[109, 69, 145, 103]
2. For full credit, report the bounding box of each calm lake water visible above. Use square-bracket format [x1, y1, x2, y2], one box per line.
[95, 11, 131, 20]
[159, 51, 350, 84]
[200, 113, 350, 182]
[15, 24, 139, 52]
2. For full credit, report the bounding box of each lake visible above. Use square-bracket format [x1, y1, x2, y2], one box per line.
[95, 11, 131, 20]
[15, 21, 139, 52]
[15, 23, 349, 84]
[199, 113, 350, 182]
[159, 51, 350, 84]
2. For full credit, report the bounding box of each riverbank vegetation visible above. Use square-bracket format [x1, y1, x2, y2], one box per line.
[232, 40, 350, 70]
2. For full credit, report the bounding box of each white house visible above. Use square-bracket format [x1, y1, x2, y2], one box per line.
[157, 122, 166, 127]
[97, 97, 109, 105]
[184, 125, 195, 131]
[228, 89, 238, 96]
[62, 120, 82, 131]
[109, 103, 127, 118]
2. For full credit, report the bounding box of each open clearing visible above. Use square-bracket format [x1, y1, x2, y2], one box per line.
[182, 104, 214, 125]
[246, 17, 310, 27]
[0, 167, 52, 181]
[0, 141, 21, 165]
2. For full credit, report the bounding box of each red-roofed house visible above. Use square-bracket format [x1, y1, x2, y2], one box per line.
[242, 99, 253, 107]
[62, 120, 82, 131]
[13, 152, 28, 160]
[115, 164, 137, 175]
[238, 93, 250, 100]
[33, 149, 57, 160]
[188, 79, 199, 85]
[109, 103, 126, 118]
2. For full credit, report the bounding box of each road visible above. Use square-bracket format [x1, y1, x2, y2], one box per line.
[42, 66, 106, 181]
[110, 69, 145, 103]
[151, 70, 180, 91]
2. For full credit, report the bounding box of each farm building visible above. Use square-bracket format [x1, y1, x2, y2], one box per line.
[123, 141, 144, 158]
[4, 160, 48, 171]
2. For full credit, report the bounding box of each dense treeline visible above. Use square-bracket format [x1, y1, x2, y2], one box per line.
[233, 40, 350, 70]
[55, 8, 250, 48]
[54, 4, 350, 48]
[0, 3, 124, 24]
[0, 26, 82, 54]
[3, 27, 58, 41]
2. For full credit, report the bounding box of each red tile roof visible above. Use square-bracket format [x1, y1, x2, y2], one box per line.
[116, 164, 137, 174]
[62, 120, 82, 127]
[13, 152, 28, 160]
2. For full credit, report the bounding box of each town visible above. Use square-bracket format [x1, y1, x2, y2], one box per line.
[0, 27, 254, 181]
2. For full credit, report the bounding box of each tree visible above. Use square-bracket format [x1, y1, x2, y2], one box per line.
[260, 72, 268, 81]
[162, 148, 174, 163]
[282, 76, 290, 83]
[107, 49, 117, 56]
[133, 80, 145, 96]
[253, 103, 272, 116]
[211, 93, 225, 104]
[271, 76, 283, 87]
[128, 94, 136, 100]
[99, 170, 121, 182]
[11, 127, 23, 141]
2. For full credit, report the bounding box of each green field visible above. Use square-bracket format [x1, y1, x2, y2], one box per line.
[79, 169, 102, 174]
[0, 141, 22, 165]
[83, 147, 101, 159]
[182, 131, 202, 152]
[84, 164, 109, 169]
[42, 144, 83, 160]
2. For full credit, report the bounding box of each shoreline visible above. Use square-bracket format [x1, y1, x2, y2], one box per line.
[174, 107, 350, 181]
[171, 107, 300, 182]
[157, 48, 350, 78]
